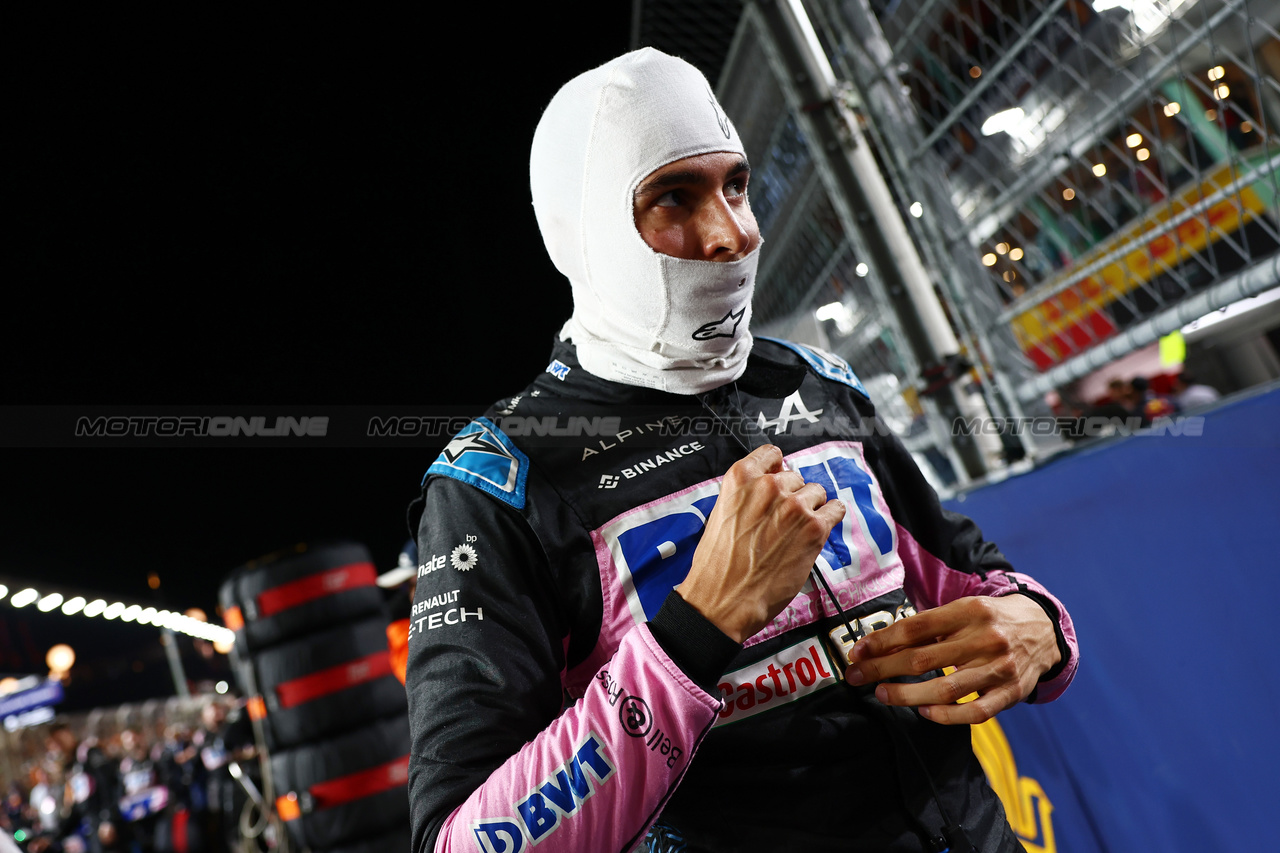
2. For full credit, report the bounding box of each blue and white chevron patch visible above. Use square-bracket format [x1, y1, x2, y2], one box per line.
[426, 417, 528, 509]
[759, 337, 869, 399]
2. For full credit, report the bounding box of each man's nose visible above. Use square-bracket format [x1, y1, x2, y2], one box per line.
[697, 194, 751, 260]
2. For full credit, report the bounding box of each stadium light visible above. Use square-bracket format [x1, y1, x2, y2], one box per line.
[38, 593, 64, 613]
[0, 580, 234, 644]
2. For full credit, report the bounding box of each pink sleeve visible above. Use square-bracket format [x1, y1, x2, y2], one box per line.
[435, 625, 722, 853]
[897, 524, 1079, 703]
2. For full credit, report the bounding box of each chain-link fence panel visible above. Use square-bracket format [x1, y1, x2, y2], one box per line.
[822, 0, 1280, 455]
[718, 10, 974, 490]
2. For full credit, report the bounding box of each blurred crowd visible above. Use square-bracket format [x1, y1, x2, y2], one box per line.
[3, 698, 257, 853]
[1051, 367, 1223, 443]
[1094, 371, 1221, 426]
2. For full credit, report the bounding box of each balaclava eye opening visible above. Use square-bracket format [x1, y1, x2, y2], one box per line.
[529, 48, 760, 395]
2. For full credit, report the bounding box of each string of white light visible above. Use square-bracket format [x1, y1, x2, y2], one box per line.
[0, 582, 233, 645]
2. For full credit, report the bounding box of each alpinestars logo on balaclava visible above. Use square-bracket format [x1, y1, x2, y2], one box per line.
[529, 48, 760, 395]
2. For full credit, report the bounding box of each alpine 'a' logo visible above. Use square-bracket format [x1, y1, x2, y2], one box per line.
[692, 307, 745, 341]
[758, 391, 824, 434]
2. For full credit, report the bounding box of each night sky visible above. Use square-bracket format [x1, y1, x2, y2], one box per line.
[5, 7, 633, 708]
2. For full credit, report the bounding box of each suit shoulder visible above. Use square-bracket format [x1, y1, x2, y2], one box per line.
[754, 336, 870, 399]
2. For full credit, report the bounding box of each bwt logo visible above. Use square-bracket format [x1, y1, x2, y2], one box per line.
[545, 360, 571, 381]
[610, 446, 898, 624]
[470, 734, 615, 852]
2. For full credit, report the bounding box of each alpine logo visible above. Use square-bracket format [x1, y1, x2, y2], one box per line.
[427, 418, 529, 509]
[692, 307, 745, 341]
[546, 360, 571, 381]
[618, 441, 705, 480]
[580, 417, 682, 462]
[598, 474, 620, 490]
[758, 391, 823, 434]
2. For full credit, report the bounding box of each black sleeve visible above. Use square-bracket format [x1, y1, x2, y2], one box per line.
[406, 476, 568, 853]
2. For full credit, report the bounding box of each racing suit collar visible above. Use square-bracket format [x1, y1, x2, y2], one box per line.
[536, 338, 807, 406]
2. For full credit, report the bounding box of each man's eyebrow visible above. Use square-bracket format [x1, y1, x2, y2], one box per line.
[635, 158, 751, 198]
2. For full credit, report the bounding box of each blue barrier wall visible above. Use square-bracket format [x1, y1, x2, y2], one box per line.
[942, 386, 1280, 852]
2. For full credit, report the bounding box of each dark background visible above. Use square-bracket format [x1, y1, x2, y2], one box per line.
[4, 7, 634, 707]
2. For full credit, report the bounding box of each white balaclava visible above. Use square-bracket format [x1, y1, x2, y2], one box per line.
[530, 48, 760, 395]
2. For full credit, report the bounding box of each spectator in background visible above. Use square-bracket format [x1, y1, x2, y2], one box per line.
[48, 725, 119, 853]
[115, 729, 156, 853]
[27, 764, 60, 835]
[1091, 378, 1138, 422]
[1171, 371, 1221, 409]
[198, 699, 255, 853]
[1130, 375, 1178, 422]
[380, 540, 418, 685]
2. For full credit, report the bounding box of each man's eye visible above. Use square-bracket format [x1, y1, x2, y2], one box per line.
[655, 191, 681, 208]
[726, 178, 747, 197]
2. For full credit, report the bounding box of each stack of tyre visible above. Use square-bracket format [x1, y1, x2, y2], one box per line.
[220, 542, 410, 853]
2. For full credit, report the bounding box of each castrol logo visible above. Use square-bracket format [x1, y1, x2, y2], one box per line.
[714, 638, 839, 726]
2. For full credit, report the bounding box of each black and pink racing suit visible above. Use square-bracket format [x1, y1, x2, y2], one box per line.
[406, 338, 1077, 853]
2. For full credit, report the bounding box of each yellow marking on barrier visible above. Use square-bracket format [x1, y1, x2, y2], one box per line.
[972, 717, 1057, 852]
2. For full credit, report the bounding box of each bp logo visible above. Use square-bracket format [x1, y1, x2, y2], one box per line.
[450, 544, 478, 572]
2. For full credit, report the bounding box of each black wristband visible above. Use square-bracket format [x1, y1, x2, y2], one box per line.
[647, 590, 743, 696]
[1001, 588, 1070, 702]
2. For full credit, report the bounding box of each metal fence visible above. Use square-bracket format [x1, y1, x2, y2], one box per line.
[720, 2, 1013, 489]
[709, 0, 1280, 483]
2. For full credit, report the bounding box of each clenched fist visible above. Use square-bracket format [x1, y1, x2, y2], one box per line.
[675, 444, 846, 644]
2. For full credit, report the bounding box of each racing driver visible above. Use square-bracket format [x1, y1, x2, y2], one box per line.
[405, 48, 1077, 853]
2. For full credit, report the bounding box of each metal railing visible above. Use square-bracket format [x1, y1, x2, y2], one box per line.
[715, 0, 1280, 472]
